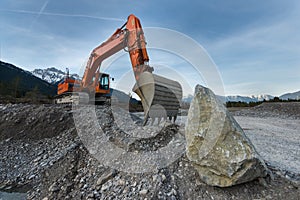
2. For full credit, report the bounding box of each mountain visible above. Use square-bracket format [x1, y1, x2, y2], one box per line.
[0, 61, 57, 97]
[225, 95, 257, 103]
[182, 94, 274, 103]
[249, 94, 274, 101]
[280, 91, 300, 100]
[32, 68, 80, 84]
[110, 88, 139, 104]
[182, 94, 193, 103]
[226, 94, 274, 103]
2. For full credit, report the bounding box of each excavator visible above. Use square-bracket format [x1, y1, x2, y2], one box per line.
[56, 68, 111, 104]
[56, 14, 182, 125]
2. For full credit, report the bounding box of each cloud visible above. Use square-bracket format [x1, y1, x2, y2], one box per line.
[205, 4, 300, 96]
[0, 8, 124, 22]
[1, 22, 90, 71]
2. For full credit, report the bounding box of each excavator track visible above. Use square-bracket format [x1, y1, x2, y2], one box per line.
[55, 92, 89, 104]
[133, 72, 182, 125]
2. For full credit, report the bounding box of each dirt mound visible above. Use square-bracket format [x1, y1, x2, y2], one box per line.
[0, 103, 74, 140]
[234, 102, 300, 119]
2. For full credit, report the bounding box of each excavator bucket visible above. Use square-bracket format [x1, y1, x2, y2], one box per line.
[132, 72, 182, 126]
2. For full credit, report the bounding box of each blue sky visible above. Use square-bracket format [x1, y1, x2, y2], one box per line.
[0, 0, 299, 96]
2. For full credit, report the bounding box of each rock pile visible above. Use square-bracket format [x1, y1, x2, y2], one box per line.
[233, 102, 300, 119]
[0, 103, 299, 199]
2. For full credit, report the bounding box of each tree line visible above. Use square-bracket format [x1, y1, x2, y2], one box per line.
[226, 97, 300, 107]
[0, 77, 52, 103]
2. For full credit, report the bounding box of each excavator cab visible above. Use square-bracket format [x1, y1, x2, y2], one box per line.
[94, 73, 111, 104]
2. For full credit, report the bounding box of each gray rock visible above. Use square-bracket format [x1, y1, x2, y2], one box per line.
[118, 179, 125, 186]
[139, 189, 148, 195]
[96, 169, 116, 186]
[185, 85, 269, 187]
[49, 182, 59, 192]
[170, 195, 177, 200]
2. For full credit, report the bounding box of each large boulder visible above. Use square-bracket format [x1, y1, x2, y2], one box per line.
[185, 85, 269, 187]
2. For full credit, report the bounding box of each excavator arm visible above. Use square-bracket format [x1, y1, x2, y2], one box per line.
[81, 14, 182, 125]
[82, 14, 152, 89]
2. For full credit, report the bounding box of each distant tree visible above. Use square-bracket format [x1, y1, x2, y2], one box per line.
[226, 101, 262, 108]
[25, 85, 40, 103]
[12, 76, 21, 98]
[226, 101, 232, 107]
[0, 81, 5, 95]
[273, 97, 280, 102]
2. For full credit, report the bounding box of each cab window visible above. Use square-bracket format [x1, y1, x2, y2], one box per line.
[99, 74, 109, 90]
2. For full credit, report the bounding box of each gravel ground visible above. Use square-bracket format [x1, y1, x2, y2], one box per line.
[230, 102, 300, 182]
[0, 103, 299, 199]
[234, 116, 300, 178]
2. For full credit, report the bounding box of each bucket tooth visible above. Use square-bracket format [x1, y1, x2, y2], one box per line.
[132, 72, 182, 126]
[173, 115, 177, 123]
[157, 117, 162, 125]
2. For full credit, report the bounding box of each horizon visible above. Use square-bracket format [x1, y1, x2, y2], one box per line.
[1, 1, 300, 97]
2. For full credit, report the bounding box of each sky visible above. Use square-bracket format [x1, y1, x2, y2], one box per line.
[0, 0, 299, 97]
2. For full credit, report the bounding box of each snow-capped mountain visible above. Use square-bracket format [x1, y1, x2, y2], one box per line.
[31, 67, 80, 84]
[249, 94, 274, 101]
[182, 94, 194, 103]
[225, 94, 274, 103]
[225, 95, 256, 103]
[182, 94, 274, 103]
[280, 91, 300, 100]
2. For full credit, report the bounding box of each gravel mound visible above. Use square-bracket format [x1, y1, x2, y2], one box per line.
[0, 104, 74, 140]
[0, 103, 299, 199]
[234, 102, 300, 119]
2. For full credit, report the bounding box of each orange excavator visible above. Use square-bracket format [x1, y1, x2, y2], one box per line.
[56, 14, 182, 125]
[56, 68, 110, 104]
